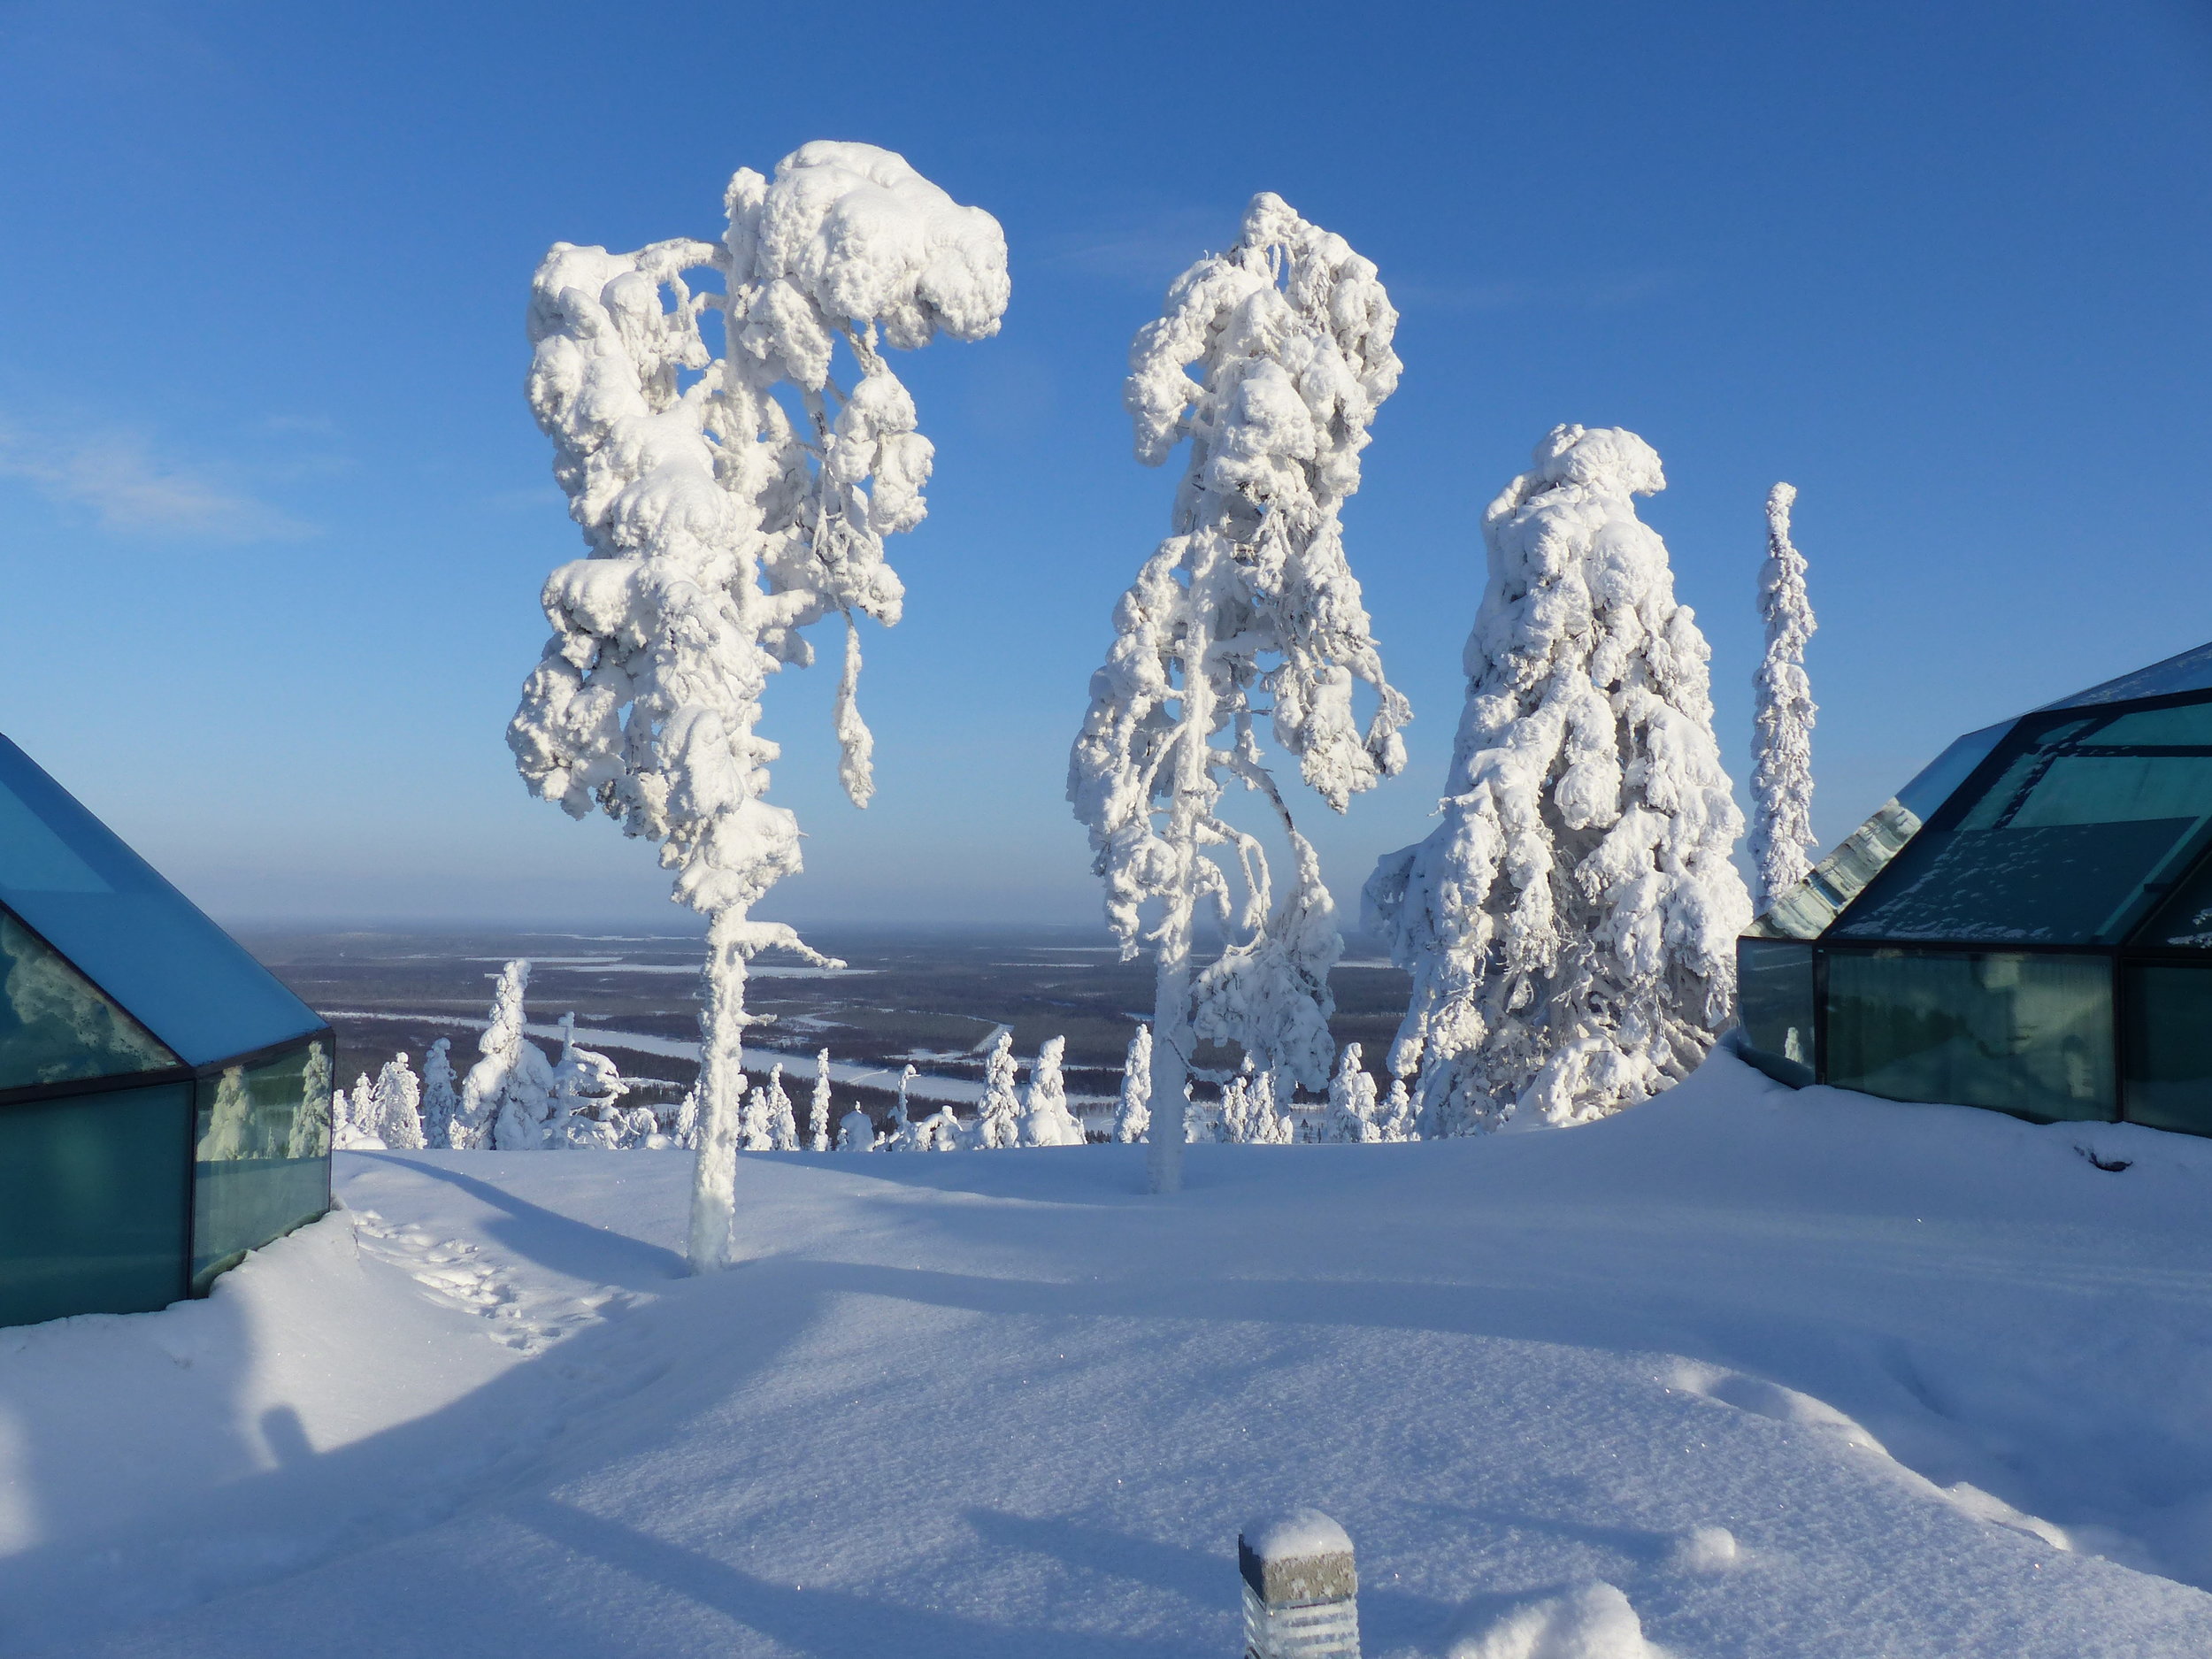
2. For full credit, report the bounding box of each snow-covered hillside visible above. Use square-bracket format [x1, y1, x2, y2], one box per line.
[8, 1055, 2212, 1655]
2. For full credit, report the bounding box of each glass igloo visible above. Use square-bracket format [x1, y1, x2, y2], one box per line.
[0, 733, 334, 1328]
[1739, 640, 2212, 1135]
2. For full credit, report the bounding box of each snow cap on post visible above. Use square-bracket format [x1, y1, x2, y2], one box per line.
[1240, 1508, 1360, 1659]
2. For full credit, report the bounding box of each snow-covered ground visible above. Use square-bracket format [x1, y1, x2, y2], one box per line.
[9, 1051, 2212, 1655]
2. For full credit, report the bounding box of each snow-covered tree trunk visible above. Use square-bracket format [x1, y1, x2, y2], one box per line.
[1112, 1025, 1151, 1144]
[810, 1049, 833, 1153]
[420, 1037, 459, 1148]
[510, 143, 1007, 1270]
[1749, 482, 1817, 912]
[1070, 192, 1409, 1196]
[1366, 426, 1752, 1135]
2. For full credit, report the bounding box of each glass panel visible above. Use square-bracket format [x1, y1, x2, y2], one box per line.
[1825, 949, 2113, 1123]
[1735, 939, 1815, 1087]
[2122, 964, 2212, 1135]
[1750, 722, 2014, 941]
[2132, 845, 2212, 947]
[0, 1082, 190, 1327]
[1832, 697, 2212, 945]
[0, 910, 177, 1090]
[2044, 641, 2212, 711]
[0, 736, 323, 1064]
[190, 1040, 333, 1294]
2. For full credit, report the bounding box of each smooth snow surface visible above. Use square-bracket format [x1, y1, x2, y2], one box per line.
[11, 1053, 2212, 1655]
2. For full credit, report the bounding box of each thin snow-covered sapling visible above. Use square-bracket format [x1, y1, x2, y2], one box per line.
[1366, 425, 1752, 1135]
[509, 142, 1008, 1266]
[767, 1065, 799, 1152]
[1070, 191, 1409, 1194]
[810, 1050, 833, 1152]
[1750, 482, 1817, 911]
[420, 1037, 460, 1148]
[1112, 1025, 1152, 1144]
[890, 1063, 918, 1149]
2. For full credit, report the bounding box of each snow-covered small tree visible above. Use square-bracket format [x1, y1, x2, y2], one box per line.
[1111, 1025, 1151, 1144]
[920, 1100, 962, 1150]
[1070, 192, 1409, 1195]
[456, 959, 555, 1150]
[741, 1085, 773, 1152]
[373, 1053, 426, 1150]
[548, 1015, 632, 1148]
[335, 1071, 385, 1150]
[1366, 425, 1753, 1136]
[1019, 1036, 1085, 1146]
[765, 1064, 799, 1151]
[673, 1089, 699, 1149]
[508, 142, 1009, 1269]
[888, 1064, 920, 1149]
[1325, 1043, 1380, 1143]
[837, 1107, 873, 1151]
[972, 1030, 1022, 1148]
[810, 1050, 833, 1152]
[419, 1037, 459, 1148]
[1749, 481, 1817, 912]
[1379, 1077, 1416, 1142]
[288, 1041, 333, 1159]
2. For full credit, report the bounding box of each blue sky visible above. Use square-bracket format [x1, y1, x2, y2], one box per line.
[0, 0, 2208, 930]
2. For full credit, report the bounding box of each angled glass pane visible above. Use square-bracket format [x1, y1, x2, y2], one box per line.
[2123, 964, 2212, 1135]
[0, 736, 322, 1064]
[1735, 939, 1815, 1087]
[1751, 723, 2013, 941]
[1831, 698, 2212, 945]
[0, 1082, 190, 1326]
[191, 1039, 333, 1294]
[2043, 640, 2212, 711]
[0, 910, 177, 1090]
[1825, 949, 2113, 1124]
[2137, 846, 2212, 948]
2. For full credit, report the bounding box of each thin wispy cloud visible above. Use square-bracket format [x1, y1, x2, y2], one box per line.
[0, 424, 318, 542]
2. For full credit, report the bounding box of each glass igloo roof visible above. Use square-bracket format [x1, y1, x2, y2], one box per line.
[1756, 641, 2212, 951]
[0, 735, 322, 1072]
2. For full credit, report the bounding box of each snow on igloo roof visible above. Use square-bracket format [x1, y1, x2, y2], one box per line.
[0, 734, 324, 1068]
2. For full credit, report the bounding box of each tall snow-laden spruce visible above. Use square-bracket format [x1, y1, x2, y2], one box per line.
[457, 959, 555, 1150]
[420, 1037, 459, 1148]
[508, 143, 1008, 1270]
[1749, 482, 1817, 911]
[1069, 192, 1409, 1194]
[1366, 425, 1752, 1135]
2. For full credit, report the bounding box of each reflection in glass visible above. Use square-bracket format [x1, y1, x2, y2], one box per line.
[190, 1040, 334, 1293]
[0, 910, 175, 1091]
[1736, 939, 1816, 1087]
[0, 1082, 190, 1326]
[1826, 949, 2113, 1123]
[2124, 964, 2212, 1136]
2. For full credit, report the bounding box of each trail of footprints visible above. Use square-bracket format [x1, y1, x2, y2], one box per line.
[348, 1207, 621, 1354]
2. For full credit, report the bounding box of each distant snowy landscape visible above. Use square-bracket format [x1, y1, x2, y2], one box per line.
[9, 1051, 2212, 1656]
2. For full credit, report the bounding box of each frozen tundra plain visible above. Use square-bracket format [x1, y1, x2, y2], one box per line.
[8, 1052, 2212, 1657]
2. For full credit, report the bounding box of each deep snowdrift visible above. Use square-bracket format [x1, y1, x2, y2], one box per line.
[8, 1053, 2212, 1655]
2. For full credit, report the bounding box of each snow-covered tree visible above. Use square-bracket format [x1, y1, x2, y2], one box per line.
[741, 1084, 773, 1152]
[419, 1037, 459, 1148]
[548, 1014, 633, 1148]
[1324, 1043, 1381, 1143]
[810, 1049, 833, 1152]
[507, 142, 1009, 1269]
[1379, 1076, 1416, 1142]
[1749, 481, 1817, 912]
[287, 1041, 333, 1160]
[1069, 192, 1408, 1195]
[888, 1064, 920, 1149]
[1111, 1025, 1151, 1144]
[837, 1107, 873, 1151]
[673, 1089, 699, 1149]
[455, 959, 555, 1150]
[373, 1053, 426, 1151]
[335, 1071, 385, 1150]
[1365, 425, 1753, 1136]
[1019, 1036, 1085, 1146]
[765, 1064, 799, 1151]
[919, 1100, 962, 1150]
[972, 1029, 1022, 1148]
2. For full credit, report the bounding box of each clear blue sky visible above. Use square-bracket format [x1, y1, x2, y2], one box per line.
[1, 0, 2208, 930]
